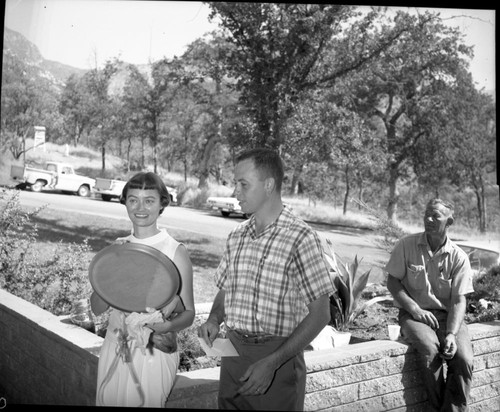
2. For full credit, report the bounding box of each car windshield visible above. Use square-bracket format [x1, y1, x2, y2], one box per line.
[457, 244, 500, 272]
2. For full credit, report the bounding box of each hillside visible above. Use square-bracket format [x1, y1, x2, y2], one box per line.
[2, 27, 87, 89]
[3, 26, 154, 94]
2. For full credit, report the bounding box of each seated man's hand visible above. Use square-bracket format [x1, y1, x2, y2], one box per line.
[440, 333, 457, 360]
[410, 306, 439, 330]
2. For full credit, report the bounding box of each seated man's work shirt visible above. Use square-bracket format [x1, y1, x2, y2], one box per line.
[385, 232, 474, 311]
[215, 205, 333, 337]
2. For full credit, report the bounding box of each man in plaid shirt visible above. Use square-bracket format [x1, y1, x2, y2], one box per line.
[199, 148, 333, 410]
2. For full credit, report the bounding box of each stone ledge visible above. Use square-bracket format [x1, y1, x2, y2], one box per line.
[2, 288, 499, 410]
[0, 289, 103, 353]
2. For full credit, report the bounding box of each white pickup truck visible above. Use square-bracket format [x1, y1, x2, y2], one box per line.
[94, 177, 178, 204]
[10, 162, 95, 197]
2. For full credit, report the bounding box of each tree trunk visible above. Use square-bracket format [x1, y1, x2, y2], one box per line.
[474, 177, 487, 233]
[198, 135, 220, 189]
[101, 144, 106, 172]
[126, 137, 132, 172]
[343, 165, 350, 215]
[140, 137, 145, 170]
[153, 142, 158, 174]
[73, 122, 80, 147]
[198, 106, 222, 189]
[289, 164, 304, 195]
[152, 119, 158, 174]
[357, 177, 363, 210]
[387, 162, 400, 221]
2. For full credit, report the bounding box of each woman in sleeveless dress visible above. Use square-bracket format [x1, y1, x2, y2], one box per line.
[90, 172, 195, 407]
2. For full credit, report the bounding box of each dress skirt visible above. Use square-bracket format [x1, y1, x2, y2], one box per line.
[96, 309, 179, 408]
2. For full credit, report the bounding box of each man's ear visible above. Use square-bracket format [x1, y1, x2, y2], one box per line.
[265, 177, 275, 194]
[447, 216, 454, 227]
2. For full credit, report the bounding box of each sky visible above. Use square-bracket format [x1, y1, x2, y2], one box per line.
[3, 1, 496, 91]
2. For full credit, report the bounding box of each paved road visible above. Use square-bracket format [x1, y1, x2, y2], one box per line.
[16, 190, 389, 283]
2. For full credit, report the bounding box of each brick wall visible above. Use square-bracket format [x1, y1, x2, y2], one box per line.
[0, 289, 102, 406]
[166, 323, 500, 411]
[1, 288, 499, 410]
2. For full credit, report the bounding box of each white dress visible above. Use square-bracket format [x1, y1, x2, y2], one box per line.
[96, 229, 181, 408]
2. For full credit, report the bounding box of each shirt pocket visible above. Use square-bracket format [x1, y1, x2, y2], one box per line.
[435, 274, 452, 299]
[258, 258, 287, 296]
[406, 264, 427, 290]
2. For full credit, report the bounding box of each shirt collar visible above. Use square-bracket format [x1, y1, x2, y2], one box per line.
[244, 204, 294, 238]
[418, 232, 452, 255]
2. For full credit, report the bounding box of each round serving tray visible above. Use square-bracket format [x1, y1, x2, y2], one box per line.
[89, 242, 180, 312]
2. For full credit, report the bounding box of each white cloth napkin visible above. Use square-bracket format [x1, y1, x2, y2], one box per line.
[125, 311, 163, 353]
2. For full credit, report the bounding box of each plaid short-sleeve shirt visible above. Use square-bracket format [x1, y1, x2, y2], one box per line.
[215, 205, 333, 337]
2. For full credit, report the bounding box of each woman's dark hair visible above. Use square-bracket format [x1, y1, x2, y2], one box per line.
[120, 172, 170, 214]
[236, 148, 284, 191]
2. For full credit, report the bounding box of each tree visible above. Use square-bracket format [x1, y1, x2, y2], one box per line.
[120, 58, 188, 174]
[414, 70, 496, 232]
[59, 74, 92, 147]
[284, 94, 383, 212]
[207, 2, 357, 148]
[181, 34, 239, 188]
[334, 9, 473, 221]
[83, 60, 119, 171]
[207, 3, 437, 155]
[1, 50, 59, 160]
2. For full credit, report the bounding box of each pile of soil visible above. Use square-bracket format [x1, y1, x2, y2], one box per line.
[349, 299, 399, 344]
[349, 283, 399, 343]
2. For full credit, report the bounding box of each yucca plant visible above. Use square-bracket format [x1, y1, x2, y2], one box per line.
[323, 238, 392, 332]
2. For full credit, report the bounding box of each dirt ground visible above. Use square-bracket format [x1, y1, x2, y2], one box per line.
[339, 283, 398, 344]
[349, 298, 400, 343]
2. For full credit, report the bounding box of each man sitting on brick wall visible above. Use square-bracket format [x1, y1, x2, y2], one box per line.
[386, 198, 474, 412]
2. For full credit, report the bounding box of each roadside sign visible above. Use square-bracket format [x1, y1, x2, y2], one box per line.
[34, 126, 46, 151]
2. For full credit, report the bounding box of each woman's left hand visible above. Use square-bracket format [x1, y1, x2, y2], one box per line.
[146, 320, 172, 334]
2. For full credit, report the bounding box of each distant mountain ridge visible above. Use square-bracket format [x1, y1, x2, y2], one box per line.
[3, 27, 154, 94]
[3, 27, 88, 89]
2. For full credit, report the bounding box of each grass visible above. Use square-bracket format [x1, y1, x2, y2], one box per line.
[30, 206, 222, 306]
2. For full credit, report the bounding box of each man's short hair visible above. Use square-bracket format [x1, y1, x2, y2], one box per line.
[236, 148, 284, 191]
[426, 198, 454, 218]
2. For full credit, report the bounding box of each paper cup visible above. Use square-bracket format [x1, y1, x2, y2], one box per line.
[388, 324, 401, 341]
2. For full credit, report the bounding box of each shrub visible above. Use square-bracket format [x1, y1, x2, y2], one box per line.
[0, 188, 93, 316]
[0, 188, 42, 287]
[466, 264, 500, 323]
[323, 238, 392, 332]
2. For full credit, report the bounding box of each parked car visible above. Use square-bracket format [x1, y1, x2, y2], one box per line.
[10, 162, 95, 197]
[94, 177, 178, 204]
[206, 194, 247, 218]
[455, 240, 500, 275]
[166, 186, 178, 204]
[93, 177, 127, 202]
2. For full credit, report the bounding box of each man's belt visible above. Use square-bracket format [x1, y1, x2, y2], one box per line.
[229, 328, 283, 344]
